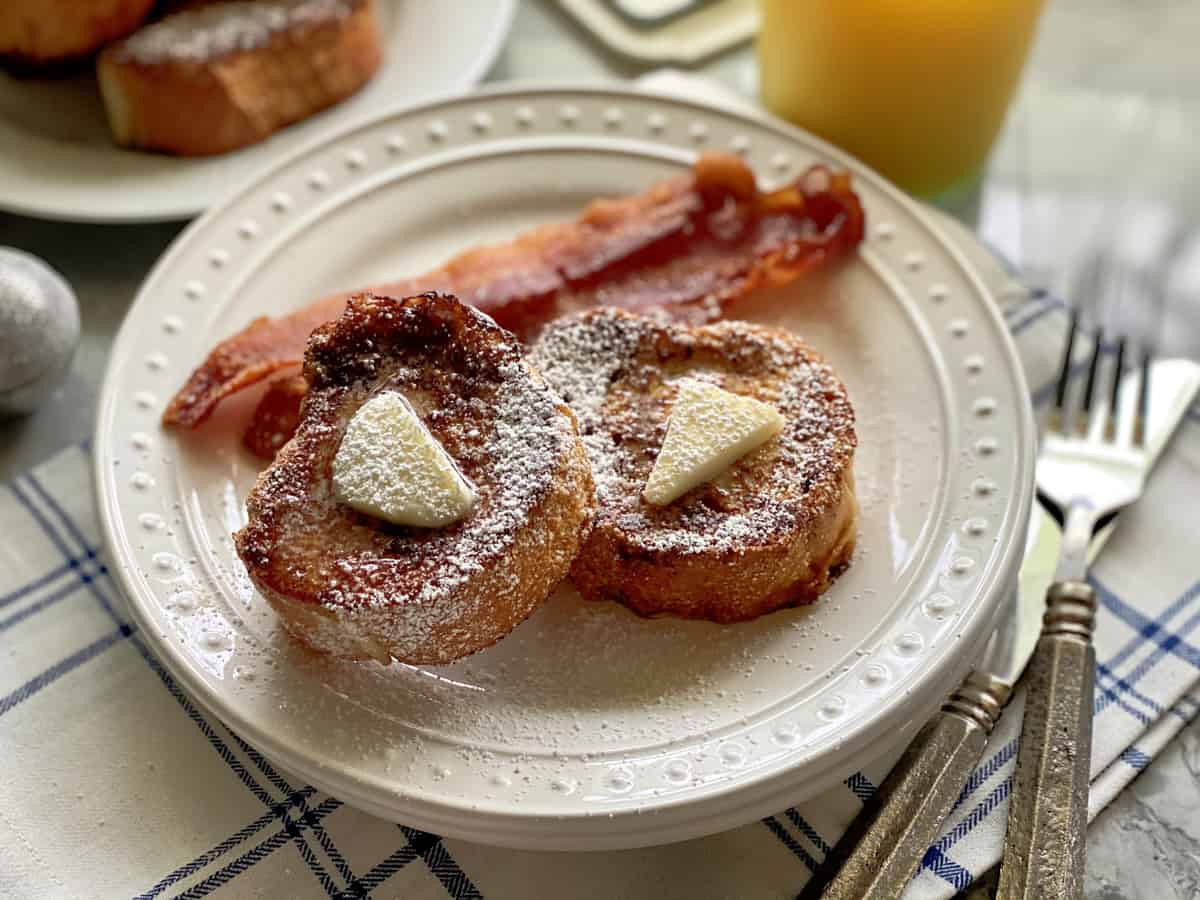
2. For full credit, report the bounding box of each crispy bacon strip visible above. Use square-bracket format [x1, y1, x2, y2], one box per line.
[241, 370, 307, 459]
[163, 153, 864, 430]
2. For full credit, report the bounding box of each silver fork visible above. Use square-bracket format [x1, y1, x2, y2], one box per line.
[996, 314, 1151, 900]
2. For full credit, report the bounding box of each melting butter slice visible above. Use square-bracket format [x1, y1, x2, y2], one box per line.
[332, 392, 476, 528]
[643, 380, 784, 506]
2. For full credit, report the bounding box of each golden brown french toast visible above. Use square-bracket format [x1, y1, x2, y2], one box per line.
[235, 293, 595, 665]
[97, 0, 381, 156]
[0, 0, 155, 73]
[530, 308, 857, 623]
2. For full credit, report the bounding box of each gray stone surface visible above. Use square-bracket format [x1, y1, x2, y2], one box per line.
[1084, 715, 1200, 900]
[1, 1, 1197, 896]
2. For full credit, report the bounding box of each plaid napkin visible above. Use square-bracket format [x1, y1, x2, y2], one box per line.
[2, 240, 1199, 899]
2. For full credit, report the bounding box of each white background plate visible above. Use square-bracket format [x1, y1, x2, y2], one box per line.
[94, 86, 1035, 850]
[0, 0, 514, 223]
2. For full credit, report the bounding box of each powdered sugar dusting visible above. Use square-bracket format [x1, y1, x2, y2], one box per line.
[531, 308, 856, 556]
[314, 360, 574, 655]
[642, 380, 783, 506]
[117, 0, 359, 64]
[525, 310, 641, 505]
[236, 295, 590, 664]
[332, 392, 477, 528]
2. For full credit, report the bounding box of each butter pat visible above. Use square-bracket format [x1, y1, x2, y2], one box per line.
[332, 392, 476, 528]
[643, 380, 784, 506]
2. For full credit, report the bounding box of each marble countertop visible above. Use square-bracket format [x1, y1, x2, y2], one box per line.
[2, 1, 1198, 897]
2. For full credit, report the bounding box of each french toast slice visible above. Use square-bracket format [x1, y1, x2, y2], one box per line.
[235, 293, 595, 665]
[530, 308, 857, 623]
[0, 0, 155, 74]
[97, 0, 381, 156]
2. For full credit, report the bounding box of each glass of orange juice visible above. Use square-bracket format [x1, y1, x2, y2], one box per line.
[758, 0, 1045, 198]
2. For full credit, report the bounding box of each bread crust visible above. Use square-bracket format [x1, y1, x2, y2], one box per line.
[235, 293, 595, 665]
[531, 308, 857, 623]
[97, 0, 381, 155]
[0, 0, 155, 73]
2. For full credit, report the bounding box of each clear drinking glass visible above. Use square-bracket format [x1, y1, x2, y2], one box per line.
[758, 0, 1045, 198]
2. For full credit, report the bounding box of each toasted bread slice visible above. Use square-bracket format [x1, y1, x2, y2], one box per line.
[235, 293, 595, 665]
[530, 308, 857, 623]
[97, 0, 381, 156]
[0, 0, 155, 73]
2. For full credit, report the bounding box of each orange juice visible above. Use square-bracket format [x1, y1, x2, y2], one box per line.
[758, 0, 1044, 196]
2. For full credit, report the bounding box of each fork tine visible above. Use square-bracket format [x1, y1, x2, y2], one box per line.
[1080, 327, 1105, 436]
[1051, 308, 1079, 433]
[1107, 337, 1126, 441]
[1135, 349, 1151, 447]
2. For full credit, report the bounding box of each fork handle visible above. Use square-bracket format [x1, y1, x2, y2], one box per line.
[797, 672, 1009, 900]
[997, 580, 1096, 900]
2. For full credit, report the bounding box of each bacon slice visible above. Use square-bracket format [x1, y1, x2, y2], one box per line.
[242, 369, 307, 460]
[163, 153, 864, 431]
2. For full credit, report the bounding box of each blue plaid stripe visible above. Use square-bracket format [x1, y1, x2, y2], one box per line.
[136, 788, 318, 900]
[931, 773, 1013, 860]
[133, 652, 350, 896]
[764, 775, 877, 868]
[762, 815, 819, 873]
[4, 461, 481, 899]
[17, 469, 355, 896]
[1095, 661, 1159, 722]
[286, 802, 344, 898]
[0, 558, 76, 609]
[1176, 694, 1199, 715]
[1169, 695, 1200, 728]
[337, 833, 429, 898]
[0, 574, 106, 634]
[217, 726, 357, 890]
[14, 470, 344, 895]
[299, 801, 357, 890]
[843, 772, 876, 803]
[1000, 286, 1046, 318]
[134, 637, 290, 812]
[1092, 578, 1200, 671]
[921, 573, 1200, 890]
[1094, 602, 1200, 720]
[920, 846, 972, 892]
[1008, 291, 1065, 336]
[0, 622, 134, 717]
[1092, 580, 1200, 674]
[171, 798, 343, 900]
[948, 738, 1017, 817]
[399, 827, 483, 900]
[998, 289, 1045, 328]
[8, 480, 121, 622]
[784, 809, 832, 857]
[1119, 747, 1151, 770]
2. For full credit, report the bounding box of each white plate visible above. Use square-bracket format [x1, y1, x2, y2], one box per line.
[0, 0, 514, 223]
[94, 86, 1036, 850]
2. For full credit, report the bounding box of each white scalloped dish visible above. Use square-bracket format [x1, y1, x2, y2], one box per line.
[94, 86, 1035, 850]
[0, 0, 514, 223]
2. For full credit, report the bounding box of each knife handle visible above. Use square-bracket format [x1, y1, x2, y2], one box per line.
[997, 581, 1096, 900]
[798, 671, 1009, 900]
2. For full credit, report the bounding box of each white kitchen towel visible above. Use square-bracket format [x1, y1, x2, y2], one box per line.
[2, 276, 1199, 900]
